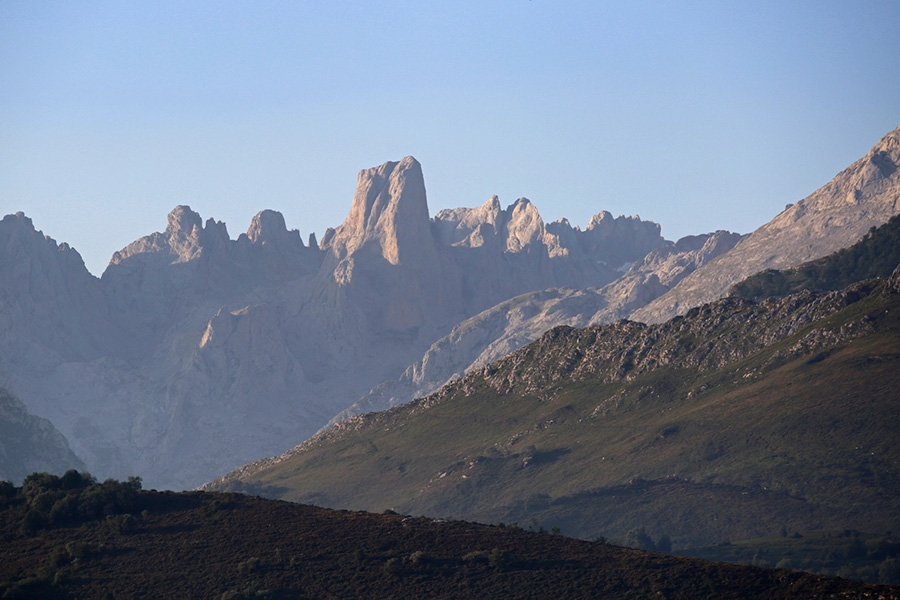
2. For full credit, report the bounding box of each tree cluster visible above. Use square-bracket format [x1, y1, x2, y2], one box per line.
[0, 470, 144, 533]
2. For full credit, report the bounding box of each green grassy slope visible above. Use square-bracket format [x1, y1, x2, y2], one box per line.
[218, 277, 900, 566]
[1, 481, 897, 599]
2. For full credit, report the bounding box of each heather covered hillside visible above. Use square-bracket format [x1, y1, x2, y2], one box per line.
[1, 476, 896, 599]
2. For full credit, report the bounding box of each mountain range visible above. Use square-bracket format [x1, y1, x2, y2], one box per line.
[205, 232, 900, 541]
[0, 158, 666, 489]
[202, 211, 900, 583]
[1, 125, 898, 495]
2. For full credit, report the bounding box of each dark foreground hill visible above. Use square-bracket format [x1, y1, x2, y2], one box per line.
[1, 478, 897, 600]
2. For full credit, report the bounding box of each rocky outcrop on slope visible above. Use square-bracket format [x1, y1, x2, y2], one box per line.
[0, 387, 84, 484]
[331, 230, 741, 423]
[632, 125, 900, 323]
[205, 269, 897, 492]
[475, 283, 881, 397]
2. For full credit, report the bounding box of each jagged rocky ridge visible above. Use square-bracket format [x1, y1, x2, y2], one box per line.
[0, 158, 668, 490]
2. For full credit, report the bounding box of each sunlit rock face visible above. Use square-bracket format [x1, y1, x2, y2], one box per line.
[5, 126, 898, 491]
[633, 125, 900, 324]
[325, 156, 434, 267]
[432, 196, 666, 317]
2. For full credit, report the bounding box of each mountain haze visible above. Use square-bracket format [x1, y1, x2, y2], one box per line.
[0, 159, 665, 489]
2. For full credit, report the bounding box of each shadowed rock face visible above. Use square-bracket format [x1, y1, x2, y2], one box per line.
[3, 124, 899, 490]
[0, 387, 84, 484]
[0, 212, 115, 364]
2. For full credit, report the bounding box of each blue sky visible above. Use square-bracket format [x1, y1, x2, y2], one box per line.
[2, 1, 899, 276]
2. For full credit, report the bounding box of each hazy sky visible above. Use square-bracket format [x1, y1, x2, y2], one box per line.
[2, 1, 899, 276]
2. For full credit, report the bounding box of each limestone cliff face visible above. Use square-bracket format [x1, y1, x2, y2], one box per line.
[319, 157, 459, 338]
[324, 156, 434, 267]
[633, 125, 900, 324]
